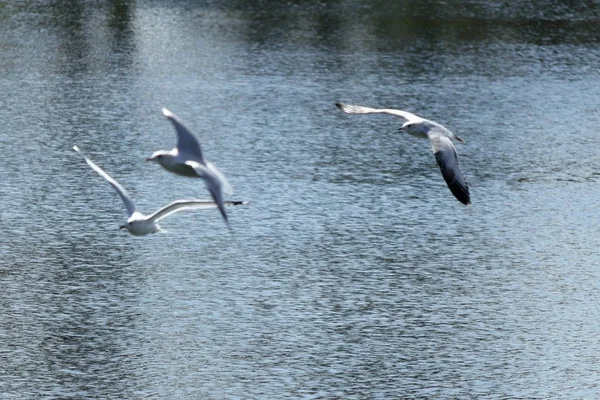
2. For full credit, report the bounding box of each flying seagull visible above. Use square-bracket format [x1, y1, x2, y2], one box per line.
[73, 146, 245, 236]
[146, 108, 234, 227]
[335, 103, 470, 206]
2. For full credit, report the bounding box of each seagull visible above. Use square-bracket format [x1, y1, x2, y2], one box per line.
[335, 103, 471, 206]
[146, 108, 234, 227]
[73, 146, 246, 236]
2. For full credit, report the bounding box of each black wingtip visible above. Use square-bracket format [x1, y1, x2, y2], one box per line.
[434, 150, 471, 206]
[335, 102, 343, 110]
[453, 188, 471, 206]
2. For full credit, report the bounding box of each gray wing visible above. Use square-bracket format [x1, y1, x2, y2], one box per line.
[427, 135, 471, 206]
[73, 146, 137, 217]
[185, 160, 230, 227]
[148, 199, 247, 222]
[162, 108, 206, 164]
[335, 103, 421, 121]
[206, 162, 233, 195]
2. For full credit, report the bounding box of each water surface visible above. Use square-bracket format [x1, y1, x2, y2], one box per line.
[1, 1, 600, 398]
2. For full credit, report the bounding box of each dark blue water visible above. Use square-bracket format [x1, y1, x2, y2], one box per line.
[2, 1, 600, 398]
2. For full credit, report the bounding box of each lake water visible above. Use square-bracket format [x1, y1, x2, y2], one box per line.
[2, 1, 600, 398]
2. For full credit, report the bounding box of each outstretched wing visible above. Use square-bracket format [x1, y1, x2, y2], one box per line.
[206, 162, 233, 195]
[427, 135, 471, 206]
[335, 103, 421, 121]
[185, 160, 231, 227]
[148, 199, 247, 222]
[162, 108, 206, 164]
[73, 146, 137, 217]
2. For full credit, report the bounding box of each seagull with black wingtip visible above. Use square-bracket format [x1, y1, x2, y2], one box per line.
[335, 102, 471, 206]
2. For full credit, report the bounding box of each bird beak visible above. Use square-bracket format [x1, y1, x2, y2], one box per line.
[455, 136, 465, 143]
[145, 157, 153, 161]
[119, 225, 126, 230]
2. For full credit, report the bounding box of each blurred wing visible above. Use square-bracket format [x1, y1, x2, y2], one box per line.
[206, 162, 233, 195]
[73, 146, 137, 217]
[335, 102, 420, 121]
[149, 200, 248, 222]
[162, 108, 206, 164]
[185, 160, 232, 227]
[149, 200, 217, 222]
[428, 135, 471, 206]
[186, 161, 233, 196]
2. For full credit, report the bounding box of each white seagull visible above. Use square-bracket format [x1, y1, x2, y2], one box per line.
[335, 103, 471, 206]
[146, 108, 234, 227]
[73, 146, 245, 236]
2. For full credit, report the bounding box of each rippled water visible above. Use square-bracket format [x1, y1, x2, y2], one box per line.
[2, 1, 600, 398]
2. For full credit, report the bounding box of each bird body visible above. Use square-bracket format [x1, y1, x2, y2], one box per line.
[335, 102, 470, 206]
[149, 148, 199, 177]
[126, 213, 163, 236]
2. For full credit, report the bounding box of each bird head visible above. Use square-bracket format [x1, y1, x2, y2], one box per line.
[145, 150, 168, 163]
[399, 121, 419, 134]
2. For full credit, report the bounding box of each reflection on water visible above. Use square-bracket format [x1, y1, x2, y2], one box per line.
[2, 0, 600, 398]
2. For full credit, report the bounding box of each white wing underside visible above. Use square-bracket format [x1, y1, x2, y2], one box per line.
[148, 200, 220, 222]
[73, 146, 137, 217]
[336, 103, 422, 122]
[148, 199, 247, 222]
